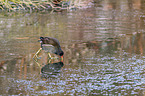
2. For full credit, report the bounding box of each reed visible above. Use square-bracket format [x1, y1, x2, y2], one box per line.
[0, 0, 92, 11]
[0, 0, 74, 11]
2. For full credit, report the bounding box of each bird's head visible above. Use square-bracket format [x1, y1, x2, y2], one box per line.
[39, 37, 55, 45]
[59, 51, 64, 56]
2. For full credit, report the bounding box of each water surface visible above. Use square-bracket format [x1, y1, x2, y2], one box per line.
[0, 0, 145, 95]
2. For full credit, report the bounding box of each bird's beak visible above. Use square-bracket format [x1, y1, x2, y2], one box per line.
[60, 56, 63, 62]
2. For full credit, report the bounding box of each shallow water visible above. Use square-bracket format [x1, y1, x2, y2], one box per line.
[0, 0, 145, 95]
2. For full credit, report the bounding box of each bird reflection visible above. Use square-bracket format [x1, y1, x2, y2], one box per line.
[41, 62, 64, 78]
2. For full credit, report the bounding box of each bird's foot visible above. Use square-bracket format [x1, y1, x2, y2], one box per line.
[33, 48, 42, 59]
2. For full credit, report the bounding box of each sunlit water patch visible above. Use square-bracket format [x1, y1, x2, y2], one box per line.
[81, 53, 145, 95]
[2, 52, 145, 95]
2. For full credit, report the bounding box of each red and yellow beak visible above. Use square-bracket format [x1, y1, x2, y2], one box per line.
[60, 56, 63, 62]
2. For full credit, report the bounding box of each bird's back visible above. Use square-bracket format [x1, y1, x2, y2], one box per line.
[41, 44, 56, 53]
[40, 37, 64, 56]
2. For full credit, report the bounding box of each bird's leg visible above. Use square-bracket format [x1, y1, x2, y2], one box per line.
[48, 53, 52, 59]
[33, 48, 42, 59]
[47, 58, 52, 64]
[47, 53, 58, 60]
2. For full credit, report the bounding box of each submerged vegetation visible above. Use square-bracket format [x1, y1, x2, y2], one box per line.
[0, 0, 92, 11]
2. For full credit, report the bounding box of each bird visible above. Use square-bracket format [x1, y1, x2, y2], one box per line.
[33, 37, 64, 61]
[40, 37, 64, 55]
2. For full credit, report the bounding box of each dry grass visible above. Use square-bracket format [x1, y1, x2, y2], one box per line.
[0, 0, 69, 11]
[0, 0, 93, 11]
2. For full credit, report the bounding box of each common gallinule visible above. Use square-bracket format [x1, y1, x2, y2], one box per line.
[33, 37, 64, 61]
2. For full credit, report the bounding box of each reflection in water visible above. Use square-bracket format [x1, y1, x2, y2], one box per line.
[33, 45, 64, 78]
[41, 62, 64, 78]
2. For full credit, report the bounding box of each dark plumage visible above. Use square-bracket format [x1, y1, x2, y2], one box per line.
[41, 62, 64, 74]
[40, 37, 64, 56]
